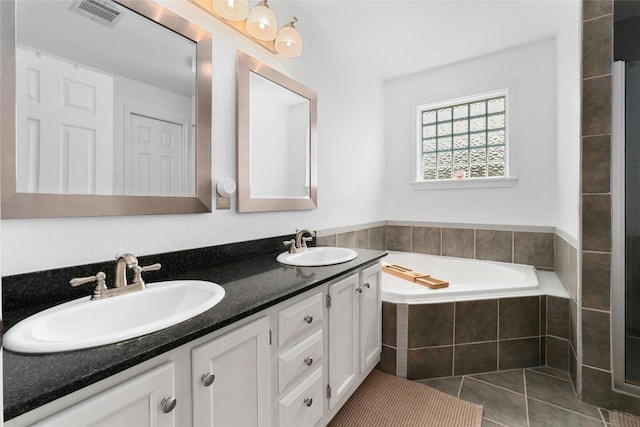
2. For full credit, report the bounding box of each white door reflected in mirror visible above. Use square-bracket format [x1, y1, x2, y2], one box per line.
[14, 0, 196, 197]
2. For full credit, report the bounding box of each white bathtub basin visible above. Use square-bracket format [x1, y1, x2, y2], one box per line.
[4, 280, 225, 354]
[277, 247, 358, 266]
[381, 252, 541, 304]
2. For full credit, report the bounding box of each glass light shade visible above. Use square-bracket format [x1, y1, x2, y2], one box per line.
[245, 2, 277, 41]
[212, 0, 249, 21]
[275, 25, 302, 57]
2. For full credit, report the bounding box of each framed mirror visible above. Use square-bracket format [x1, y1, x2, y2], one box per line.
[236, 51, 317, 212]
[1, 0, 212, 218]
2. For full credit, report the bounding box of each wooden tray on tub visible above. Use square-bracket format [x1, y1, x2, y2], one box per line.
[381, 262, 449, 289]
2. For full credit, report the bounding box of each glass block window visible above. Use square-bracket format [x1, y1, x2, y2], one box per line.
[419, 93, 507, 181]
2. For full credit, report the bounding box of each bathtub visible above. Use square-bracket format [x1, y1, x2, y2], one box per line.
[378, 251, 571, 380]
[381, 251, 542, 304]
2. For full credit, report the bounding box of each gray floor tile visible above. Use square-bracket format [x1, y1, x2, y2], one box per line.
[528, 366, 572, 382]
[528, 398, 605, 427]
[600, 408, 610, 423]
[417, 376, 462, 397]
[459, 377, 528, 427]
[526, 369, 602, 419]
[469, 369, 525, 394]
[481, 418, 506, 427]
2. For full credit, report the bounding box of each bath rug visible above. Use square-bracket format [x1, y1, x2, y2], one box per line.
[612, 411, 640, 427]
[328, 369, 483, 427]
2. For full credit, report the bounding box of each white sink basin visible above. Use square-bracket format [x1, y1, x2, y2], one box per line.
[4, 280, 225, 354]
[277, 247, 358, 267]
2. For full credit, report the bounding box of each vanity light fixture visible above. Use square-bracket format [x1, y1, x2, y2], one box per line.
[245, 0, 277, 41]
[275, 17, 302, 57]
[190, 0, 302, 57]
[212, 0, 249, 21]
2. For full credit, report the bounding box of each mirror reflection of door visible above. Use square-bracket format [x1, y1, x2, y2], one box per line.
[126, 113, 189, 196]
[15, 48, 114, 195]
[15, 0, 197, 198]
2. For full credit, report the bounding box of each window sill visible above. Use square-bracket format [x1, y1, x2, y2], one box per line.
[411, 177, 518, 190]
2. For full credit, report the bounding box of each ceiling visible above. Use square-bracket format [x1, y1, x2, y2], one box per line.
[295, 0, 574, 80]
[17, 0, 196, 97]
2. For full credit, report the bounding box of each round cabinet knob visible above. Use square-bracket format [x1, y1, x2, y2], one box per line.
[304, 397, 313, 407]
[304, 357, 313, 366]
[160, 397, 177, 414]
[364, 282, 371, 289]
[202, 372, 215, 387]
[304, 315, 313, 324]
[356, 287, 363, 293]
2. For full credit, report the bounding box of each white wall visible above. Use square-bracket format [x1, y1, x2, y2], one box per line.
[1, 0, 386, 275]
[384, 39, 558, 227]
[555, 0, 582, 244]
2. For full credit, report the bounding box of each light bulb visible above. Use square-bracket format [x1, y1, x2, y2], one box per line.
[275, 17, 302, 57]
[245, 0, 277, 41]
[212, 0, 249, 21]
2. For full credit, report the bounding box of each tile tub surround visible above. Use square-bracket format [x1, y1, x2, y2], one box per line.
[318, 222, 556, 270]
[2, 238, 386, 421]
[379, 295, 571, 381]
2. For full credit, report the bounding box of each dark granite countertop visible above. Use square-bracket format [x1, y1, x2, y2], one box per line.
[3, 248, 386, 421]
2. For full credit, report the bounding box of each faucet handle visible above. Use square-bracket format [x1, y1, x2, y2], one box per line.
[140, 263, 161, 272]
[301, 236, 313, 248]
[132, 263, 161, 287]
[70, 272, 107, 291]
[283, 239, 297, 254]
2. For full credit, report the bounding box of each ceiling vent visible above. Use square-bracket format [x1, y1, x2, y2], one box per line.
[71, 0, 123, 28]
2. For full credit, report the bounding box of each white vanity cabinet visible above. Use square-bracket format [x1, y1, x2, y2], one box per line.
[326, 273, 359, 410]
[192, 316, 271, 427]
[359, 264, 382, 373]
[7, 262, 382, 427]
[273, 291, 325, 427]
[31, 363, 177, 427]
[326, 264, 381, 413]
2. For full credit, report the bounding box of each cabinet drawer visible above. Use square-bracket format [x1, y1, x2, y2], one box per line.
[278, 330, 323, 392]
[278, 292, 323, 347]
[278, 368, 323, 427]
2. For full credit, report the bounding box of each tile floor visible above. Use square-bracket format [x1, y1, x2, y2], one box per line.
[417, 367, 610, 427]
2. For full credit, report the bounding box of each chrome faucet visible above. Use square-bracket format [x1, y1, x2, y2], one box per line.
[70, 253, 161, 300]
[283, 229, 316, 254]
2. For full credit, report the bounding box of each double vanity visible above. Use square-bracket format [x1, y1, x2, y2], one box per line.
[1, 0, 377, 424]
[3, 243, 385, 426]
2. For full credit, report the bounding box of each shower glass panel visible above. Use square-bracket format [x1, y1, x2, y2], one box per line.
[626, 60, 640, 385]
[614, 0, 640, 391]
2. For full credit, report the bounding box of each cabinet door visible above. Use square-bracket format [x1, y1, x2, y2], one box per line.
[359, 264, 382, 373]
[192, 316, 270, 427]
[34, 363, 176, 427]
[327, 273, 359, 410]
